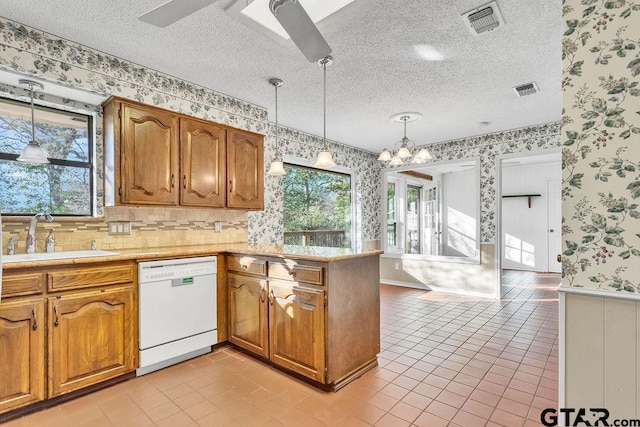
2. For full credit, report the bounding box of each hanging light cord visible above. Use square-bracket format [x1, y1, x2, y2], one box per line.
[274, 83, 279, 156]
[403, 117, 407, 140]
[322, 58, 327, 150]
[29, 85, 36, 141]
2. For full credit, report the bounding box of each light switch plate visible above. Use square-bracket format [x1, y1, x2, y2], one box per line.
[108, 221, 132, 235]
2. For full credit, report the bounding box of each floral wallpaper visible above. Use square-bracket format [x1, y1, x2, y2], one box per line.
[561, 0, 640, 293]
[385, 123, 561, 244]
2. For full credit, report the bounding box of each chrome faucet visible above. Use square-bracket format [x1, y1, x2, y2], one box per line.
[26, 213, 53, 254]
[7, 236, 18, 255]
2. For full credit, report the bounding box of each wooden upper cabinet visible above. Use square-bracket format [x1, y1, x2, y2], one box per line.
[48, 286, 135, 397]
[227, 129, 264, 210]
[103, 97, 264, 209]
[180, 118, 226, 207]
[0, 298, 45, 414]
[120, 103, 179, 205]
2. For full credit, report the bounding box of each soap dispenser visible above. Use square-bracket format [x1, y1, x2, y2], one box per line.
[45, 230, 55, 253]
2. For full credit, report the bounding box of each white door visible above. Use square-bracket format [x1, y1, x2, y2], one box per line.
[547, 179, 562, 273]
[423, 181, 440, 256]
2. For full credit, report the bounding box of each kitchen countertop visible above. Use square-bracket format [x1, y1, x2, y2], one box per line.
[2, 243, 383, 270]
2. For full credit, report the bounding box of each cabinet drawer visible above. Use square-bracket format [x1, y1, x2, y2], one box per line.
[47, 262, 135, 292]
[1, 272, 45, 297]
[268, 262, 324, 286]
[227, 255, 267, 276]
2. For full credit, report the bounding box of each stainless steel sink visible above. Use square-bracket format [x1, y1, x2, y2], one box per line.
[2, 250, 119, 263]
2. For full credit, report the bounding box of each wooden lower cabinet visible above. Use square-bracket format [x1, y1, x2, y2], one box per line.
[227, 253, 381, 389]
[48, 286, 135, 397]
[228, 273, 269, 358]
[268, 281, 325, 382]
[0, 298, 45, 414]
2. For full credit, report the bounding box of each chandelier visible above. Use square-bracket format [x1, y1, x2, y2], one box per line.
[378, 112, 432, 166]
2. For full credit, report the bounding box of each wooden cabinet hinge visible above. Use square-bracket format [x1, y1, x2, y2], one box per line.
[118, 187, 122, 196]
[117, 108, 121, 119]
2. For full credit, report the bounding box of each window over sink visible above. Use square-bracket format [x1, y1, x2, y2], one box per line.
[0, 97, 94, 216]
[283, 163, 353, 249]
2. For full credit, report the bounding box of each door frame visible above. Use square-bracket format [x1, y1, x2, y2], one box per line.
[547, 178, 562, 273]
[495, 148, 562, 299]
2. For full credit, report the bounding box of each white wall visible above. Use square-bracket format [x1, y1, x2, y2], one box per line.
[501, 161, 561, 271]
[442, 170, 478, 257]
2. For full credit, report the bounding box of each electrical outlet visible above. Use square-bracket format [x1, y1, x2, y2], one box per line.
[214, 221, 223, 233]
[394, 262, 399, 270]
[108, 221, 132, 235]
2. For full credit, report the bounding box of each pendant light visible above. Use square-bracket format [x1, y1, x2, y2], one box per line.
[17, 79, 49, 164]
[267, 78, 286, 176]
[314, 55, 336, 169]
[378, 112, 432, 166]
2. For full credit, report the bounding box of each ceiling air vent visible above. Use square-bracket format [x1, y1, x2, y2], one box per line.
[462, 1, 505, 36]
[513, 82, 539, 97]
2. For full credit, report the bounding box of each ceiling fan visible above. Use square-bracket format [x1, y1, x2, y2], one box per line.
[138, 0, 332, 62]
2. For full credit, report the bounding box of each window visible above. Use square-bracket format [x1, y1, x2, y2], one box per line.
[382, 159, 480, 261]
[387, 181, 398, 248]
[0, 97, 93, 216]
[282, 163, 352, 248]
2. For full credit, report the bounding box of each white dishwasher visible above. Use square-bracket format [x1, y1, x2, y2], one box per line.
[137, 256, 217, 376]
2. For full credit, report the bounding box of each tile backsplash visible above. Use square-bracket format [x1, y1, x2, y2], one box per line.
[1, 207, 247, 255]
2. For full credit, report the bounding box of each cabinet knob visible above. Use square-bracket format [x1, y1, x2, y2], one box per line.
[288, 270, 297, 278]
[171, 174, 175, 188]
[269, 289, 275, 306]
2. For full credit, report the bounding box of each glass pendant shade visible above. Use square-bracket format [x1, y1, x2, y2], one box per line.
[389, 155, 404, 166]
[377, 149, 392, 161]
[17, 140, 49, 163]
[267, 160, 286, 176]
[314, 150, 336, 168]
[416, 147, 432, 161]
[397, 146, 412, 159]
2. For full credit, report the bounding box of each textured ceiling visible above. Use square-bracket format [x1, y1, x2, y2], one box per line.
[0, 0, 562, 153]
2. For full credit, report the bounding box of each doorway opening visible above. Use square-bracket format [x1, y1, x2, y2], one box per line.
[496, 150, 562, 297]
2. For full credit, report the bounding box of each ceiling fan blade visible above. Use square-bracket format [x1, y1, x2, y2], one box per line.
[139, 0, 218, 27]
[269, 0, 332, 63]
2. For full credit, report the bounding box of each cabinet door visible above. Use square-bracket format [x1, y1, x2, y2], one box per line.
[228, 273, 268, 358]
[180, 118, 226, 207]
[227, 129, 264, 209]
[0, 298, 45, 414]
[121, 103, 179, 205]
[269, 281, 325, 382]
[48, 286, 135, 397]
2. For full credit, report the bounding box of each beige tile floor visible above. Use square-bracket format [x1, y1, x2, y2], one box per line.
[3, 270, 559, 426]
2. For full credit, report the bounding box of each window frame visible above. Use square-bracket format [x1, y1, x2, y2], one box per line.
[0, 96, 96, 217]
[282, 156, 357, 250]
